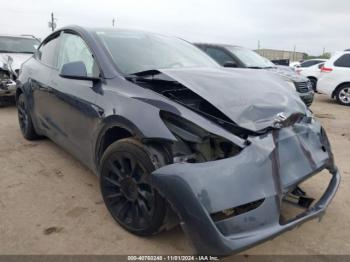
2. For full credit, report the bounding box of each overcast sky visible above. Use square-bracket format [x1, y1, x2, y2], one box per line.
[1, 0, 349, 55]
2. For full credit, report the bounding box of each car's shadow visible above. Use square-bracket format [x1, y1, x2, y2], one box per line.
[26, 135, 193, 254]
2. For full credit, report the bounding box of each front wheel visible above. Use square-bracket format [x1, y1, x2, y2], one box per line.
[99, 138, 168, 236]
[335, 85, 350, 106]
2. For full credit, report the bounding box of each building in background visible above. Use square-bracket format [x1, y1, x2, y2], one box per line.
[255, 48, 307, 62]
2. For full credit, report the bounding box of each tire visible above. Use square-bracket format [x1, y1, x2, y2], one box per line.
[17, 93, 40, 140]
[335, 85, 350, 106]
[309, 78, 317, 92]
[99, 138, 168, 236]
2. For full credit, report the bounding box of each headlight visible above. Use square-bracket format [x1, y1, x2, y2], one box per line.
[160, 111, 241, 163]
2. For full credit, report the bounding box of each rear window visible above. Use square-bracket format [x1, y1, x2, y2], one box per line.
[334, 54, 350, 67]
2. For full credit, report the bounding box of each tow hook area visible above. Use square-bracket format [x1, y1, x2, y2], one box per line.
[284, 186, 315, 209]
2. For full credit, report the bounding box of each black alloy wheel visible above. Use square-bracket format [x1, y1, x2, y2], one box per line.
[100, 139, 167, 236]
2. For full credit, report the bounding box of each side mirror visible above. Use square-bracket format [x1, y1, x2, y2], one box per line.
[60, 61, 100, 81]
[223, 61, 238, 68]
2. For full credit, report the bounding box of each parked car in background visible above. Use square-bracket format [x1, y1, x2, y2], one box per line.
[289, 61, 301, 69]
[17, 26, 340, 255]
[0, 35, 40, 106]
[271, 59, 290, 66]
[317, 51, 350, 106]
[296, 59, 327, 91]
[195, 43, 314, 106]
[299, 59, 327, 68]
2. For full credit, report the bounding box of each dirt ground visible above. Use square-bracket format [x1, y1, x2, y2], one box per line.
[0, 94, 349, 256]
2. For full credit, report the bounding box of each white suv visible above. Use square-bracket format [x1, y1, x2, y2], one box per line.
[317, 51, 350, 106]
[296, 59, 327, 91]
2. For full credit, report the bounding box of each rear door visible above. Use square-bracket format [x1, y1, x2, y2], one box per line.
[48, 31, 102, 165]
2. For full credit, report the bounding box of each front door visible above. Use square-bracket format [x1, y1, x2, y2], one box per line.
[48, 32, 102, 165]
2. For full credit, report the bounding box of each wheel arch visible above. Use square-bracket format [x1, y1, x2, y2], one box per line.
[94, 115, 176, 174]
[95, 116, 141, 170]
[332, 82, 350, 98]
[307, 76, 317, 81]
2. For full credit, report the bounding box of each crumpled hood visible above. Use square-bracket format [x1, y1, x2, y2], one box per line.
[266, 65, 308, 83]
[0, 53, 32, 71]
[159, 67, 307, 132]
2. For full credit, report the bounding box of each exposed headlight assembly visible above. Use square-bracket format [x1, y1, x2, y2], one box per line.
[160, 111, 241, 163]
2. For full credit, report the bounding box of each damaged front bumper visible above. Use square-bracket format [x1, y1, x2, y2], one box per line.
[151, 120, 340, 255]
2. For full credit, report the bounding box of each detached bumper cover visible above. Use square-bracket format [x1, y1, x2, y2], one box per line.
[151, 121, 340, 255]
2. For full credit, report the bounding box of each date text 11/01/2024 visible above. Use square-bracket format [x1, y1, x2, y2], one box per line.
[127, 256, 220, 261]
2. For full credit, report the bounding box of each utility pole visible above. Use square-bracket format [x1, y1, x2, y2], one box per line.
[112, 18, 116, 28]
[48, 12, 57, 32]
[257, 40, 260, 50]
[293, 45, 296, 61]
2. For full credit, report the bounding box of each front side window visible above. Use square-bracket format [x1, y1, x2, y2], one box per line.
[205, 47, 234, 66]
[96, 30, 218, 75]
[334, 54, 350, 68]
[57, 33, 99, 77]
[0, 36, 39, 54]
[37, 34, 60, 66]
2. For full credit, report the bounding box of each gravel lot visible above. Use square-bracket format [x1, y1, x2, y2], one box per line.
[0, 94, 349, 255]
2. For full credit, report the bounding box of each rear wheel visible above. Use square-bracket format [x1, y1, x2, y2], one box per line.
[17, 93, 40, 140]
[100, 138, 167, 236]
[335, 85, 350, 106]
[309, 78, 317, 92]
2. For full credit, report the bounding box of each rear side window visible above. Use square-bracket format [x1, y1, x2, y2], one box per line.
[205, 47, 234, 66]
[300, 60, 322, 67]
[37, 34, 60, 67]
[334, 54, 350, 67]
